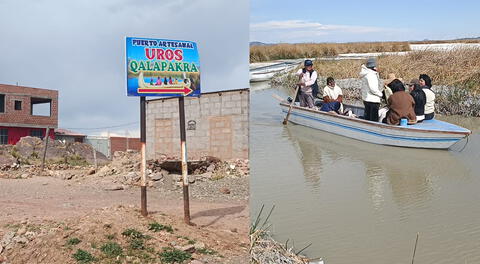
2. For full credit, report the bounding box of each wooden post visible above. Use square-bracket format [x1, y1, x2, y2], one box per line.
[41, 127, 50, 171]
[411, 232, 419, 264]
[92, 145, 97, 170]
[179, 96, 190, 225]
[140, 96, 147, 216]
[283, 85, 300, 125]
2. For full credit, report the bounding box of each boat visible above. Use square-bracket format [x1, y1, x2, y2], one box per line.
[279, 100, 472, 149]
[138, 71, 191, 89]
[250, 61, 299, 82]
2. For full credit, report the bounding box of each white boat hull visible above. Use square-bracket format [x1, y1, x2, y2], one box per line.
[280, 103, 471, 149]
[250, 72, 277, 82]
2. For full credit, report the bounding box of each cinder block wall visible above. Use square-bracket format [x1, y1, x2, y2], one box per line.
[0, 84, 58, 128]
[146, 89, 249, 160]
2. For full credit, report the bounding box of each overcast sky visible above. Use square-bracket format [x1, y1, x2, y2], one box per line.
[251, 0, 480, 43]
[0, 0, 249, 136]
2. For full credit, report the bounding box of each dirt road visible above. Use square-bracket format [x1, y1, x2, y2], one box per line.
[0, 175, 249, 264]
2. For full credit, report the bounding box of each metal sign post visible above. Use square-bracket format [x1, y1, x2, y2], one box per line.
[140, 96, 147, 216]
[126, 37, 200, 220]
[41, 127, 50, 171]
[178, 96, 190, 224]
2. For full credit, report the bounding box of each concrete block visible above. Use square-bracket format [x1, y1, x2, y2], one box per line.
[210, 96, 220, 103]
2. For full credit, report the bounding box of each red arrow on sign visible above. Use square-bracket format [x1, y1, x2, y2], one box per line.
[138, 86, 193, 96]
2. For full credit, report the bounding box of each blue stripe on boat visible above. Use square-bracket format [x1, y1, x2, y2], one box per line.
[282, 110, 463, 142]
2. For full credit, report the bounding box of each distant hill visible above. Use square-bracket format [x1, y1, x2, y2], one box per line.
[455, 36, 480, 40]
[251, 38, 480, 46]
[250, 41, 270, 46]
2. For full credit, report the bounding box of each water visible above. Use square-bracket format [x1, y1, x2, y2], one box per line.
[250, 82, 480, 264]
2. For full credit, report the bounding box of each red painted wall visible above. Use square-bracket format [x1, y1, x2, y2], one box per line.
[0, 127, 55, 145]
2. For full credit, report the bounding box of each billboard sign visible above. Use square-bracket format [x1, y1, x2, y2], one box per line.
[126, 37, 201, 97]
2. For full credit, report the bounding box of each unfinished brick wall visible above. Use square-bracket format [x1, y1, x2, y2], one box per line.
[146, 89, 249, 160]
[110, 137, 141, 156]
[0, 84, 58, 128]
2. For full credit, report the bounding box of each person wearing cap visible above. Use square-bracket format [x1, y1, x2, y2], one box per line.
[359, 58, 383, 121]
[408, 78, 426, 122]
[295, 59, 318, 108]
[320, 77, 343, 113]
[384, 79, 416, 125]
[419, 74, 435, 120]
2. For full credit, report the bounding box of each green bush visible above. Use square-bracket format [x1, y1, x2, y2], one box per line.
[197, 248, 217, 255]
[148, 222, 173, 233]
[100, 242, 123, 258]
[159, 247, 191, 263]
[66, 237, 82, 246]
[72, 249, 95, 263]
[122, 228, 145, 239]
[129, 238, 145, 250]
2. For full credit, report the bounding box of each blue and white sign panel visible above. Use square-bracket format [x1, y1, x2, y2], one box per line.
[126, 37, 201, 97]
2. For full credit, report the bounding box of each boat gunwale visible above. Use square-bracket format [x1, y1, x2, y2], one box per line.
[280, 102, 472, 136]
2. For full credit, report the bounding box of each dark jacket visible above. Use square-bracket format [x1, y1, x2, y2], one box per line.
[410, 88, 426, 116]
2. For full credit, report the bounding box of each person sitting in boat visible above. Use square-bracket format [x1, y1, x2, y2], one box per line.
[378, 73, 402, 122]
[419, 74, 435, 120]
[383, 73, 402, 103]
[156, 77, 162, 86]
[150, 78, 155, 85]
[360, 58, 383, 121]
[408, 78, 426, 122]
[383, 79, 416, 125]
[295, 59, 317, 108]
[320, 77, 343, 113]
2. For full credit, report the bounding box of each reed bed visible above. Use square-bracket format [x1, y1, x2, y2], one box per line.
[410, 39, 480, 44]
[250, 205, 314, 264]
[271, 48, 480, 116]
[250, 42, 410, 62]
[312, 48, 480, 94]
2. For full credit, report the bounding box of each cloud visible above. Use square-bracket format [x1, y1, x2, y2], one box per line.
[250, 20, 405, 42]
[0, 0, 249, 136]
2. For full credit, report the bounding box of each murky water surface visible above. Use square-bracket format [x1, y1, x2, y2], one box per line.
[250, 82, 480, 264]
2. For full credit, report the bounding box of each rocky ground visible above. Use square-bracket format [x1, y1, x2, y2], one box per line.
[0, 138, 249, 264]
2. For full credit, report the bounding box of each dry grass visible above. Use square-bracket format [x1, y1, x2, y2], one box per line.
[249, 205, 312, 264]
[410, 39, 480, 44]
[310, 48, 480, 93]
[250, 42, 410, 62]
[270, 48, 480, 116]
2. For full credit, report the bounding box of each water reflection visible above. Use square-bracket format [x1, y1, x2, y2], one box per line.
[281, 121, 470, 216]
[250, 83, 480, 263]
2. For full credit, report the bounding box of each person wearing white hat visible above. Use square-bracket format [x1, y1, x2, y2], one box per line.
[359, 58, 383, 121]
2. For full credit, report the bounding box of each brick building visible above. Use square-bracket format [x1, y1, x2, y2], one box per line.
[55, 129, 86, 143]
[110, 136, 141, 156]
[0, 84, 58, 145]
[146, 88, 249, 160]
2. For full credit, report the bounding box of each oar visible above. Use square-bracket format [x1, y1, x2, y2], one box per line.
[283, 85, 300, 125]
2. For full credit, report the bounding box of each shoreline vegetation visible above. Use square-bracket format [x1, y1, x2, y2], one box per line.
[250, 39, 480, 62]
[250, 42, 411, 62]
[267, 48, 480, 117]
[250, 206, 320, 264]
